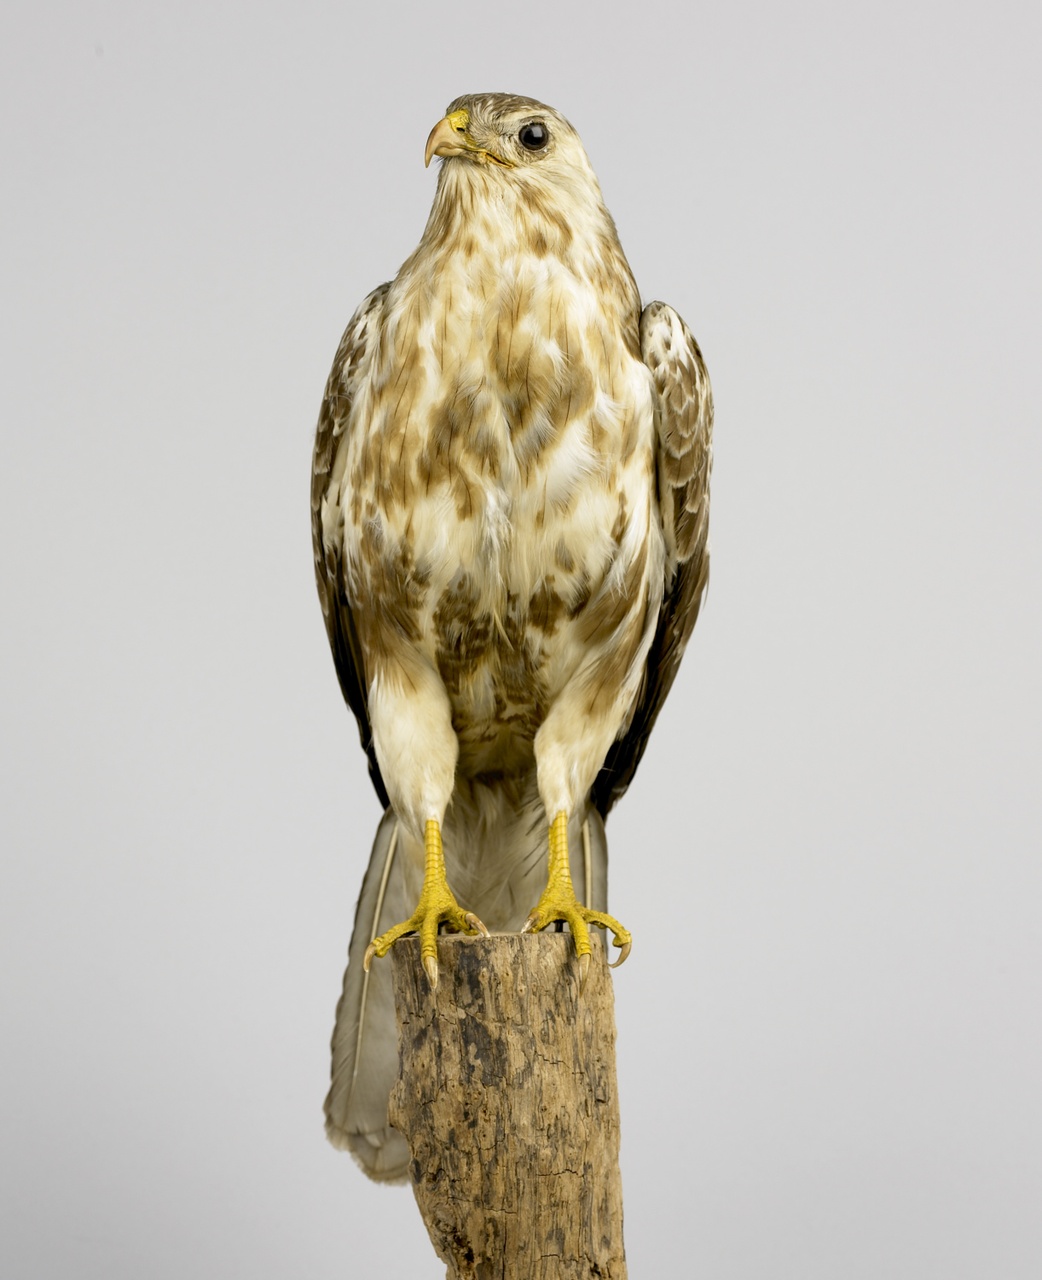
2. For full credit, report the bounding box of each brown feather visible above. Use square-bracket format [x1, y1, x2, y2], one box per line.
[311, 283, 391, 807]
[592, 302, 713, 815]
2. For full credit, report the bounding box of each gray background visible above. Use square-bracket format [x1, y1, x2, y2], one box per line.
[2, 1, 1040, 1276]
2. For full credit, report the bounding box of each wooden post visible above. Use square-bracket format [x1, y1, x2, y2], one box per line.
[389, 933, 627, 1280]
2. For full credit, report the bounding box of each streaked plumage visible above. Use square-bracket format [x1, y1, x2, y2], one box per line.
[311, 93, 712, 1180]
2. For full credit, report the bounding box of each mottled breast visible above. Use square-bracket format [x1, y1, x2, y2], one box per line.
[340, 250, 661, 776]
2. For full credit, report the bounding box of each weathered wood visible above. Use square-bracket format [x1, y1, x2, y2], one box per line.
[389, 933, 627, 1280]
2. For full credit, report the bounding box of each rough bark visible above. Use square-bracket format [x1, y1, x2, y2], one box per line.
[389, 932, 627, 1280]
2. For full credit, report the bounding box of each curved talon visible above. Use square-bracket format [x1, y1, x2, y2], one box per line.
[609, 939, 632, 968]
[465, 912, 490, 937]
[363, 941, 376, 972]
[423, 954, 439, 990]
[577, 951, 591, 993]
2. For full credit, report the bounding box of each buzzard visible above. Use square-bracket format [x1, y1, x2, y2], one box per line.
[312, 93, 712, 1179]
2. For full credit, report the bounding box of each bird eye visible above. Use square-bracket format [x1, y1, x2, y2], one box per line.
[518, 122, 549, 152]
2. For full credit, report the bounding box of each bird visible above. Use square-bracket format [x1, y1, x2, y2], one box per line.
[311, 93, 712, 1180]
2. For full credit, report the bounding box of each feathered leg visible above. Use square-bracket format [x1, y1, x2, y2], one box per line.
[363, 658, 488, 988]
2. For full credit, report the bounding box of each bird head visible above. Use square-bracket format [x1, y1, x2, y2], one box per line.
[424, 93, 592, 186]
[416, 93, 626, 288]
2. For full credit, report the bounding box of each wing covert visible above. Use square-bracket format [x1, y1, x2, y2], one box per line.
[592, 301, 713, 816]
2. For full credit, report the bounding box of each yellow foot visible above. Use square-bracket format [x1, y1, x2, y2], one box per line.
[363, 818, 488, 989]
[521, 811, 632, 986]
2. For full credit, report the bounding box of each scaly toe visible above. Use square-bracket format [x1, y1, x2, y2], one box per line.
[524, 895, 631, 971]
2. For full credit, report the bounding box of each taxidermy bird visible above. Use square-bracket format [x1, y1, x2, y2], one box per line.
[311, 93, 712, 1180]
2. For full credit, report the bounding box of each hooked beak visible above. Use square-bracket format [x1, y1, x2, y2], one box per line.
[424, 108, 514, 169]
[424, 109, 471, 167]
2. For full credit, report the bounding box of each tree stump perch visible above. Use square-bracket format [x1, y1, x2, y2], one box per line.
[389, 933, 627, 1279]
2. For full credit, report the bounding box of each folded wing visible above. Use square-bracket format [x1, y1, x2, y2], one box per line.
[592, 301, 713, 815]
[311, 283, 391, 807]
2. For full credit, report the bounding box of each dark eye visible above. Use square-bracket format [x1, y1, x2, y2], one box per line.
[518, 122, 549, 152]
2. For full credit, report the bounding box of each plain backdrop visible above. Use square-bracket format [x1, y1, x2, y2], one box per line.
[2, 1, 1040, 1277]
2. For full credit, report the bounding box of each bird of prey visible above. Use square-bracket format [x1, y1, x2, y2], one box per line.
[311, 93, 712, 1180]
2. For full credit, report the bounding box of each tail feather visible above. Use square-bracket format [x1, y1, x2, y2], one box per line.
[324, 810, 415, 1183]
[324, 804, 609, 1184]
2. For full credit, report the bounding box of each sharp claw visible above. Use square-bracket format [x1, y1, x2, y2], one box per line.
[520, 913, 537, 934]
[609, 940, 631, 969]
[363, 942, 376, 972]
[423, 954, 439, 990]
[465, 912, 490, 938]
[577, 951, 591, 993]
